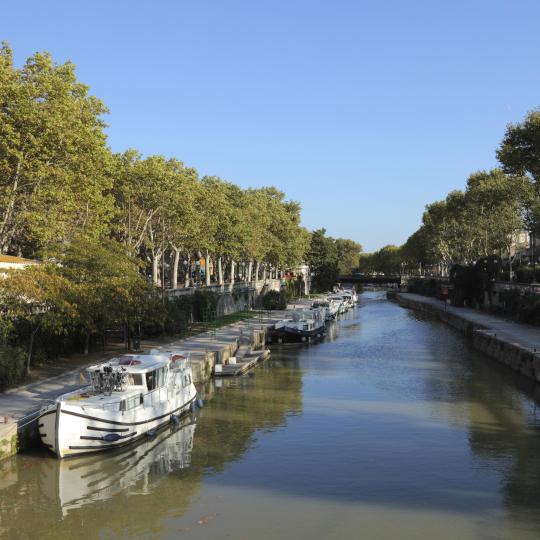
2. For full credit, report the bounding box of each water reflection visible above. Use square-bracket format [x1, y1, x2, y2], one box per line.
[42, 421, 196, 517]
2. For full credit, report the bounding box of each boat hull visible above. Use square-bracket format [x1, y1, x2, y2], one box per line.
[274, 325, 325, 343]
[38, 392, 197, 459]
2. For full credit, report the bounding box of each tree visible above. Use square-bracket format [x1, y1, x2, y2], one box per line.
[401, 227, 435, 274]
[335, 238, 363, 274]
[497, 109, 540, 240]
[0, 265, 76, 373]
[497, 109, 540, 184]
[359, 245, 403, 275]
[52, 237, 165, 353]
[0, 43, 113, 256]
[307, 229, 339, 291]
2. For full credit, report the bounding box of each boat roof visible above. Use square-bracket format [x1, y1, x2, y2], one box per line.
[88, 354, 170, 373]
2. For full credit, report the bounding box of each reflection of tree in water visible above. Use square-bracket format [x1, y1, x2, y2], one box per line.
[192, 356, 303, 472]
[420, 333, 540, 525]
[0, 357, 303, 539]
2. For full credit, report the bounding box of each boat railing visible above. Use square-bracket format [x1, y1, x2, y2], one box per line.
[82, 370, 191, 412]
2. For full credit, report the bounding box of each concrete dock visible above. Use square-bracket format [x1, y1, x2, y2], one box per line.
[214, 347, 271, 377]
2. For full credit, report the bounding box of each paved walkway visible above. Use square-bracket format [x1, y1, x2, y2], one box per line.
[397, 293, 540, 352]
[0, 310, 291, 424]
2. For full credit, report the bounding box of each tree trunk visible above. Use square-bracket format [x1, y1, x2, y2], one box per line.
[127, 325, 132, 351]
[218, 257, 223, 285]
[172, 248, 180, 289]
[205, 252, 211, 286]
[184, 257, 191, 287]
[230, 260, 235, 285]
[152, 252, 161, 286]
[84, 331, 90, 356]
[263, 265, 267, 281]
[247, 260, 253, 282]
[255, 260, 260, 284]
[26, 329, 36, 375]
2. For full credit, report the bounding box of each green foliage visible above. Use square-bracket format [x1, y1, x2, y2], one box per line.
[0, 344, 26, 387]
[262, 290, 288, 310]
[498, 289, 540, 326]
[399, 167, 529, 274]
[335, 238, 363, 274]
[406, 278, 441, 297]
[360, 245, 403, 275]
[307, 229, 342, 292]
[164, 296, 194, 335]
[193, 290, 218, 321]
[497, 109, 540, 183]
[0, 43, 113, 255]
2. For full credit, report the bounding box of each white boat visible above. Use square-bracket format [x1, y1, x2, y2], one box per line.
[38, 350, 197, 459]
[341, 286, 358, 304]
[328, 293, 347, 313]
[274, 308, 326, 342]
[340, 291, 355, 309]
[312, 299, 339, 320]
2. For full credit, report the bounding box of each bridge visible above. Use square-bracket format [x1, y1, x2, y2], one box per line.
[338, 275, 402, 285]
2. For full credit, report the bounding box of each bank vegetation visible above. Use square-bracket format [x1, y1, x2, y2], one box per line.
[0, 45, 362, 385]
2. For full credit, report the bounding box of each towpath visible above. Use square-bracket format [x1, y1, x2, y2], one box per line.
[0, 309, 290, 426]
[396, 292, 540, 352]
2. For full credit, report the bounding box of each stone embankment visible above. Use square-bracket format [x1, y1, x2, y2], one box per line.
[0, 308, 292, 458]
[389, 291, 540, 383]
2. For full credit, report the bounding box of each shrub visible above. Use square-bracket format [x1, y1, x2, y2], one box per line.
[0, 345, 26, 388]
[407, 278, 441, 297]
[164, 296, 194, 334]
[262, 290, 288, 310]
[193, 290, 218, 320]
[498, 289, 522, 317]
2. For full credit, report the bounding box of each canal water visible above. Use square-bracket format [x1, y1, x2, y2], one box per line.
[2, 291, 540, 539]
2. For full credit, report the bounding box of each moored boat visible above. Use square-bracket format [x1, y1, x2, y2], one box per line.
[328, 293, 347, 314]
[274, 308, 326, 343]
[38, 350, 197, 459]
[312, 299, 339, 320]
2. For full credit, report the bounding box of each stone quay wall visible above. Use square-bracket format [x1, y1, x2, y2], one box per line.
[167, 279, 282, 316]
[388, 291, 540, 384]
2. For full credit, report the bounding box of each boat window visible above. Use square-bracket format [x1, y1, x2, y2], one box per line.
[128, 374, 143, 386]
[146, 371, 157, 391]
[156, 367, 166, 387]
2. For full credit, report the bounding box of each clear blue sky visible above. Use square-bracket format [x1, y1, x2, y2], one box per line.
[3, 1, 540, 251]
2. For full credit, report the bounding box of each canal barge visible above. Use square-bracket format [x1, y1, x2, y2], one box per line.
[274, 308, 326, 343]
[38, 350, 197, 458]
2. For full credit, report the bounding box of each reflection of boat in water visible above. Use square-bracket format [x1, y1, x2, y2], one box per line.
[41, 420, 196, 517]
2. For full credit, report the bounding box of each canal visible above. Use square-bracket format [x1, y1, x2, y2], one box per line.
[2, 290, 540, 539]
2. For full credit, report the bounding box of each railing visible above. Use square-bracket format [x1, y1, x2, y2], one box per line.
[166, 279, 282, 298]
[81, 372, 189, 413]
